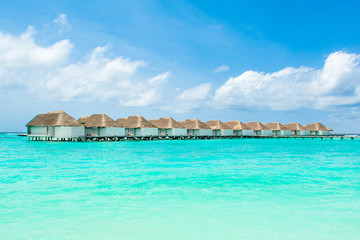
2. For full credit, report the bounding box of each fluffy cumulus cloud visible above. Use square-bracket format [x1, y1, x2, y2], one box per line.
[0, 27, 169, 107]
[0, 26, 72, 68]
[213, 51, 360, 110]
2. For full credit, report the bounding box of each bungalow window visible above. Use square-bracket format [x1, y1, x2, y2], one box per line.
[27, 127, 31, 134]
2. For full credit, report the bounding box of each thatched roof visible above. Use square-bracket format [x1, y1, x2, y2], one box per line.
[116, 118, 127, 127]
[26, 110, 79, 127]
[84, 114, 119, 127]
[246, 121, 269, 130]
[178, 119, 210, 129]
[121, 115, 156, 128]
[264, 122, 289, 131]
[283, 123, 307, 131]
[225, 121, 251, 130]
[78, 116, 90, 125]
[149, 117, 185, 129]
[304, 122, 333, 131]
[205, 120, 232, 130]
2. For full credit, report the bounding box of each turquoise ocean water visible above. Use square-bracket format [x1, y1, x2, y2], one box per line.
[0, 133, 360, 239]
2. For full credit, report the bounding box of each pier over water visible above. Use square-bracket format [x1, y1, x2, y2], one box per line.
[26, 135, 359, 142]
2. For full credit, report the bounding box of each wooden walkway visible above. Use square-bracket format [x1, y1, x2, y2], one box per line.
[26, 135, 359, 142]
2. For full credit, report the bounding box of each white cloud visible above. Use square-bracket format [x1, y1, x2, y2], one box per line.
[213, 51, 360, 110]
[214, 64, 229, 73]
[148, 71, 170, 85]
[169, 83, 212, 113]
[0, 27, 169, 107]
[177, 83, 211, 101]
[54, 14, 68, 25]
[53, 14, 70, 33]
[2, 24, 360, 115]
[0, 26, 72, 68]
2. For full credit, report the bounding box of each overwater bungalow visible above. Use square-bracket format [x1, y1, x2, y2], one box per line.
[26, 110, 84, 140]
[120, 115, 158, 137]
[283, 123, 310, 136]
[149, 117, 187, 136]
[178, 119, 212, 136]
[246, 121, 272, 136]
[83, 114, 124, 136]
[204, 120, 233, 136]
[265, 122, 291, 136]
[304, 122, 333, 136]
[225, 121, 254, 136]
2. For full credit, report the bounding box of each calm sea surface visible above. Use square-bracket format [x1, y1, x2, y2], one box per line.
[0, 133, 359, 239]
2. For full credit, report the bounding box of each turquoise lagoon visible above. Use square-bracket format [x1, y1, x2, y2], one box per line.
[0, 133, 360, 239]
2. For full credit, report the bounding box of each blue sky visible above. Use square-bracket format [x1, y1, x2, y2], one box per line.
[1, 0, 360, 132]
